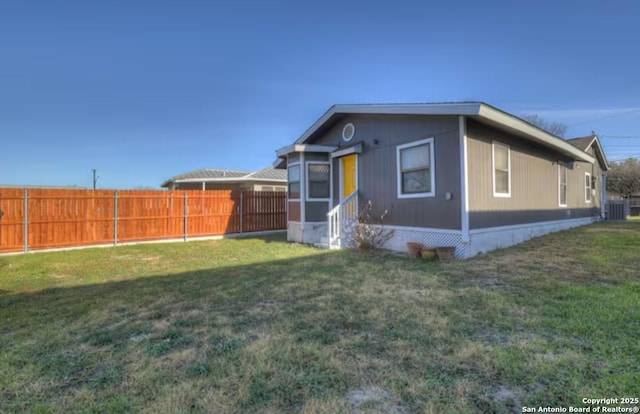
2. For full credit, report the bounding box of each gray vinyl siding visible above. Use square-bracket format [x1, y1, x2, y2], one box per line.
[304, 153, 330, 162]
[288, 154, 300, 164]
[312, 115, 461, 230]
[306, 202, 329, 222]
[466, 119, 601, 229]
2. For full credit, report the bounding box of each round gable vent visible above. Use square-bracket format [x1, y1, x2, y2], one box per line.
[342, 123, 355, 142]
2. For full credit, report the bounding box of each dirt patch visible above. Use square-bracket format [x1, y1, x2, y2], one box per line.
[130, 333, 152, 343]
[345, 387, 410, 414]
[492, 386, 523, 413]
[469, 277, 506, 289]
[585, 227, 637, 234]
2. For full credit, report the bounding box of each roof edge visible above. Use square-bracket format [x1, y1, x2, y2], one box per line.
[292, 102, 595, 164]
[476, 104, 595, 163]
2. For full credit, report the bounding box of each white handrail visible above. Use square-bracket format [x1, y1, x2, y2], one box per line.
[327, 191, 358, 249]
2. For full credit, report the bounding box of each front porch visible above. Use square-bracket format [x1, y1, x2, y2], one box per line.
[275, 143, 362, 249]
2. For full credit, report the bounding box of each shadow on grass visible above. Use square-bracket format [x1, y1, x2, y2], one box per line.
[0, 246, 451, 412]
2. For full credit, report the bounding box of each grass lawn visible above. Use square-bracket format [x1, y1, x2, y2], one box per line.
[1, 223, 639, 413]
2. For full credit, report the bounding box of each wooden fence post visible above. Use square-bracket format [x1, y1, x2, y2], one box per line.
[183, 193, 188, 241]
[24, 189, 29, 252]
[114, 191, 119, 245]
[240, 192, 243, 234]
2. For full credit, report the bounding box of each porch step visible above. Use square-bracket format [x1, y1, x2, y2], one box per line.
[314, 236, 330, 249]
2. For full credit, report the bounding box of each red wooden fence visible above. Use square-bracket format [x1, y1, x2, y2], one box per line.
[0, 189, 287, 253]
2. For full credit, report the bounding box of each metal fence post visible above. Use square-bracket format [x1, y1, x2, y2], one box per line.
[24, 189, 29, 252]
[114, 191, 119, 245]
[239, 192, 243, 234]
[184, 193, 188, 241]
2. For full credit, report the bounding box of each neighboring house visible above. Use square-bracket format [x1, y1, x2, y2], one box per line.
[161, 167, 287, 191]
[274, 102, 610, 258]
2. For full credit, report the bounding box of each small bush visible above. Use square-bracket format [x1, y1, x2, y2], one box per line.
[347, 200, 394, 250]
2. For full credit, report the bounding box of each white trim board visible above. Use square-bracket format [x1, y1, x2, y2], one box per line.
[459, 116, 470, 243]
[469, 216, 596, 235]
[396, 137, 435, 199]
[331, 143, 363, 159]
[276, 144, 337, 158]
[305, 160, 331, 202]
[382, 224, 463, 235]
[491, 141, 511, 198]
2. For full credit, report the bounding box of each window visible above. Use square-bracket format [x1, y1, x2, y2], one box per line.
[288, 164, 300, 199]
[492, 142, 511, 197]
[585, 172, 591, 203]
[396, 138, 435, 198]
[262, 186, 274, 192]
[559, 164, 567, 206]
[307, 163, 330, 199]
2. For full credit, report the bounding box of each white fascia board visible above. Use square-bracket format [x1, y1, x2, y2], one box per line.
[330, 143, 363, 158]
[477, 105, 595, 163]
[590, 136, 610, 171]
[174, 177, 285, 184]
[276, 144, 337, 157]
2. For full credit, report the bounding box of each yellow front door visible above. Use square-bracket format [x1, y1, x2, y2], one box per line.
[341, 154, 357, 199]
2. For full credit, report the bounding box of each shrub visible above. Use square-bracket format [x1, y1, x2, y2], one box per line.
[347, 200, 394, 250]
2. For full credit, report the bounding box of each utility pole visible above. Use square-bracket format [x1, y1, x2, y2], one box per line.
[92, 169, 98, 190]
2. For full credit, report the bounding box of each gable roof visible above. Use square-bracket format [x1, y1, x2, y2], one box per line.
[161, 167, 286, 188]
[566, 135, 595, 151]
[282, 102, 596, 164]
[567, 134, 610, 171]
[247, 166, 287, 180]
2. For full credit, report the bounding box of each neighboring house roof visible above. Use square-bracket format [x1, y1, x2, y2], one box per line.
[566, 135, 595, 151]
[276, 102, 596, 164]
[247, 166, 287, 180]
[566, 134, 610, 171]
[161, 167, 286, 188]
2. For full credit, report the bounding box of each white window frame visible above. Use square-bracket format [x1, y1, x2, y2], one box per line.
[585, 172, 592, 203]
[396, 138, 435, 199]
[558, 163, 568, 207]
[287, 162, 301, 201]
[305, 161, 331, 202]
[492, 141, 511, 198]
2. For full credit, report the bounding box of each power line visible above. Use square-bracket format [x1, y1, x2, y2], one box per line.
[567, 108, 640, 127]
[601, 135, 640, 139]
[609, 154, 640, 162]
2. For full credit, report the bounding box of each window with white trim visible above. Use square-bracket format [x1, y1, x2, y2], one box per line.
[559, 164, 567, 206]
[307, 163, 330, 199]
[288, 164, 300, 199]
[492, 142, 511, 197]
[396, 138, 435, 198]
[585, 172, 591, 203]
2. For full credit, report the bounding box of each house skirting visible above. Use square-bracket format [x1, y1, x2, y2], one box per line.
[287, 221, 328, 245]
[287, 216, 597, 258]
[379, 225, 467, 258]
[361, 217, 596, 259]
[466, 216, 596, 257]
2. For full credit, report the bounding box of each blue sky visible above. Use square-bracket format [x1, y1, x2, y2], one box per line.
[1, 0, 639, 188]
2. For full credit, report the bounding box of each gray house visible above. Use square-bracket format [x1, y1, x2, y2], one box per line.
[274, 102, 610, 258]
